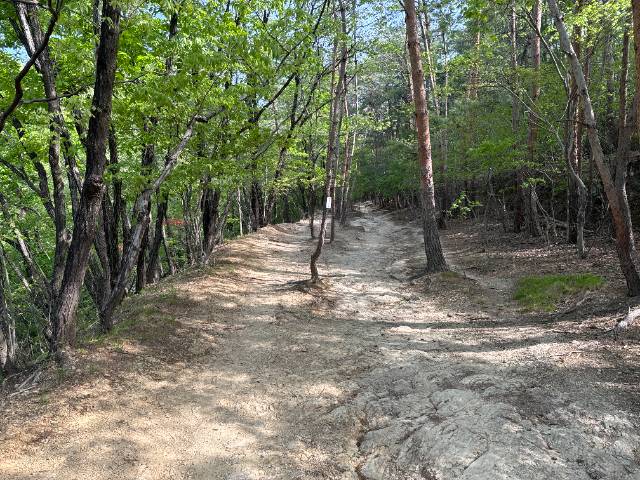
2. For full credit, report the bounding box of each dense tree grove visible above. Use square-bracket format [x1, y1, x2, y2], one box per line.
[0, 0, 344, 370]
[1, 0, 640, 374]
[355, 0, 640, 292]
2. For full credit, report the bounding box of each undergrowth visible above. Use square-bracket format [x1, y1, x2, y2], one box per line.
[514, 273, 604, 311]
[87, 286, 182, 347]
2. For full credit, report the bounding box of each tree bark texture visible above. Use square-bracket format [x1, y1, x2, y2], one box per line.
[404, 0, 447, 272]
[50, 0, 121, 351]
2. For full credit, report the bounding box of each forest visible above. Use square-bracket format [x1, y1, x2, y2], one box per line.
[1, 0, 640, 478]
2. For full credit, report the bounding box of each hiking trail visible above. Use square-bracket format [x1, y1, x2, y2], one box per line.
[2, 204, 639, 480]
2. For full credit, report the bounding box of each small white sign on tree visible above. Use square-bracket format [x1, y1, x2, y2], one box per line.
[326, 196, 332, 209]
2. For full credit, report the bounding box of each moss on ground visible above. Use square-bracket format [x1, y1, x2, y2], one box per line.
[514, 273, 604, 311]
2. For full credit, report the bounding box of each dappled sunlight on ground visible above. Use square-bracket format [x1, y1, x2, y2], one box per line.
[1, 204, 639, 479]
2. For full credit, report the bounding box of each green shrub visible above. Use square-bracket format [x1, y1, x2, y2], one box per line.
[447, 191, 483, 219]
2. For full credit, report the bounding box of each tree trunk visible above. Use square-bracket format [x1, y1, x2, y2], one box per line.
[338, 127, 355, 223]
[101, 113, 208, 328]
[50, 1, 121, 352]
[329, 75, 346, 244]
[266, 146, 287, 225]
[236, 187, 244, 236]
[163, 232, 177, 276]
[310, 0, 348, 282]
[183, 187, 200, 265]
[440, 27, 450, 226]
[509, 0, 518, 133]
[632, 0, 640, 123]
[142, 10, 179, 285]
[134, 136, 156, 294]
[308, 144, 319, 238]
[146, 195, 168, 284]
[339, 43, 359, 227]
[564, 80, 588, 258]
[567, 2, 584, 245]
[104, 133, 121, 288]
[250, 181, 265, 231]
[298, 183, 308, 219]
[418, 0, 440, 115]
[525, 0, 542, 238]
[0, 245, 16, 373]
[202, 185, 221, 257]
[404, 0, 447, 272]
[282, 194, 291, 223]
[509, 0, 524, 235]
[614, 27, 637, 263]
[202, 195, 232, 264]
[201, 188, 233, 264]
[14, 2, 72, 296]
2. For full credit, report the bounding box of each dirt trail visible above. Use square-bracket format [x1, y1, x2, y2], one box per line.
[2, 204, 639, 479]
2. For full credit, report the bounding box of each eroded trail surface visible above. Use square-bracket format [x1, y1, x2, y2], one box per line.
[2, 205, 639, 479]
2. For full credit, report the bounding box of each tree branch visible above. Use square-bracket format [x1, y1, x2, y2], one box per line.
[0, 0, 63, 133]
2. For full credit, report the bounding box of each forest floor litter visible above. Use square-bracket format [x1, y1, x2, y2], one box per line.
[2, 203, 640, 479]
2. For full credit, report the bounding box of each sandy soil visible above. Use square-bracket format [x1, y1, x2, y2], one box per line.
[1, 203, 639, 479]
